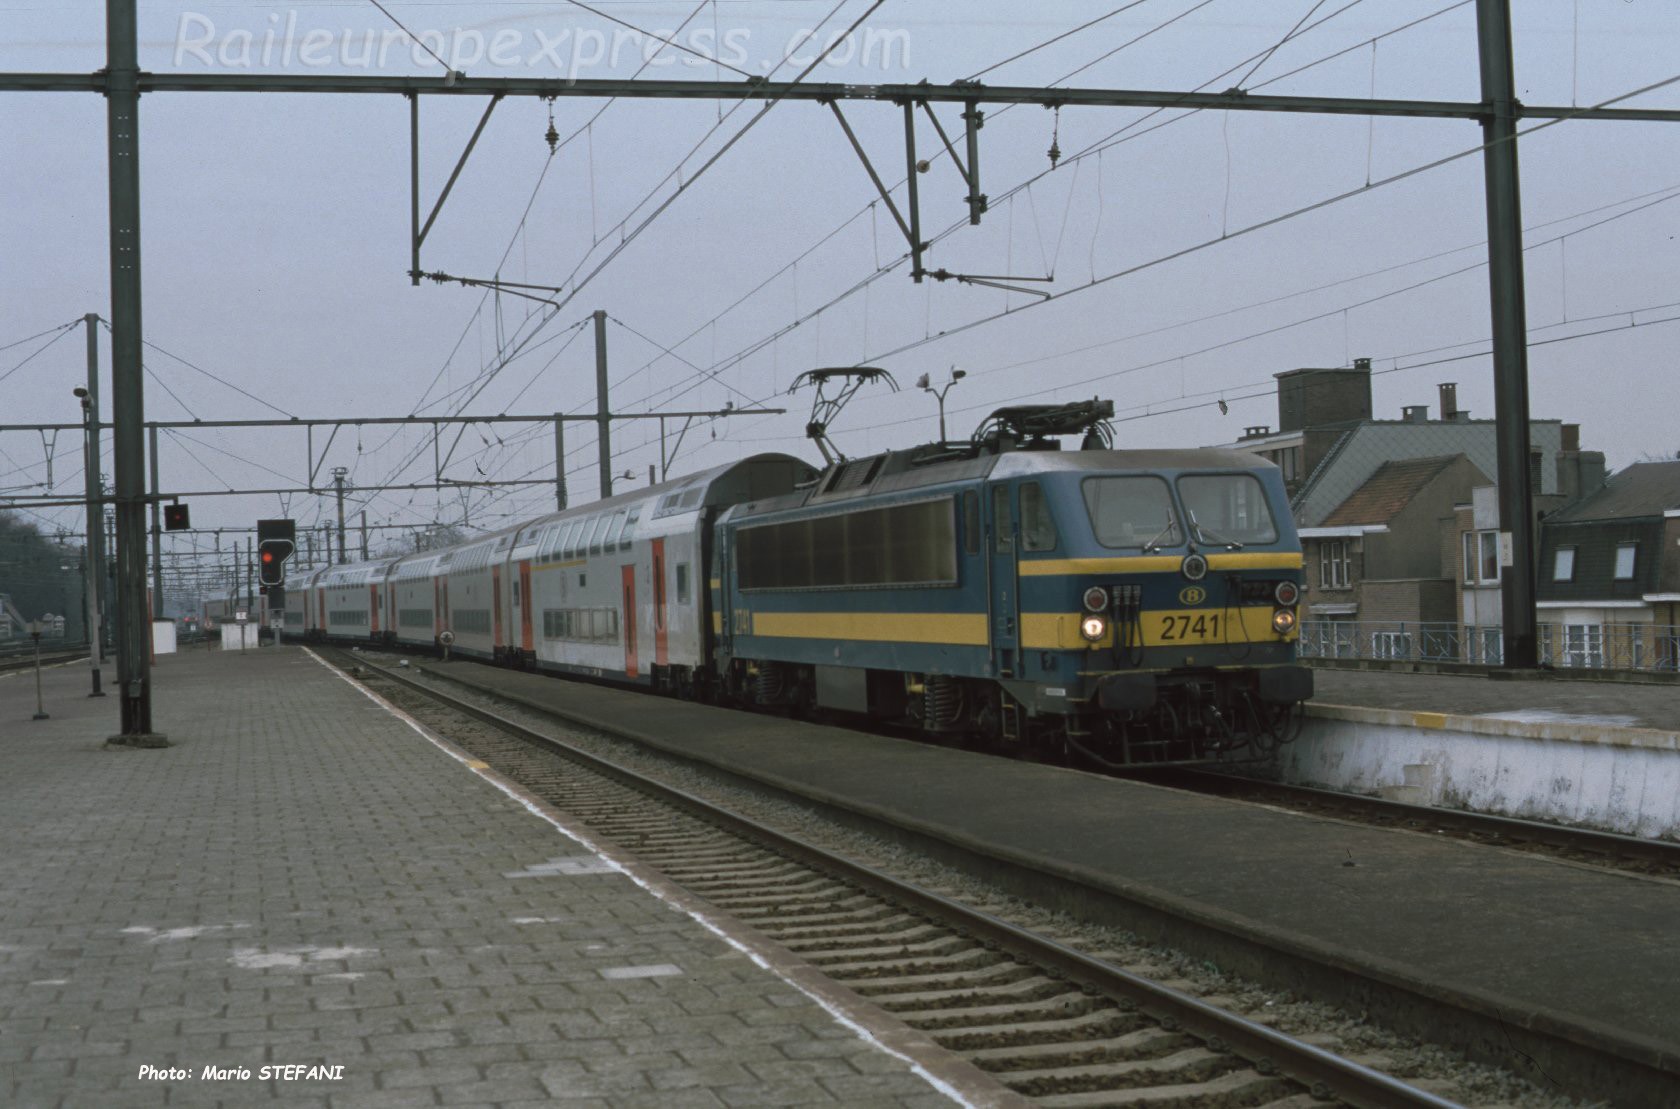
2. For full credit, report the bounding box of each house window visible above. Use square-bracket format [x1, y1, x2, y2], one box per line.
[1462, 532, 1476, 583]
[1320, 540, 1351, 589]
[1614, 543, 1637, 580]
[1479, 532, 1500, 584]
[1563, 623, 1603, 669]
[1552, 547, 1576, 582]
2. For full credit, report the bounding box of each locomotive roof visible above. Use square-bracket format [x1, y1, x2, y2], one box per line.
[728, 445, 1274, 520]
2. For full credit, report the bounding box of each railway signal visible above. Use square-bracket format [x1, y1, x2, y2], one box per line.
[256, 518, 296, 589]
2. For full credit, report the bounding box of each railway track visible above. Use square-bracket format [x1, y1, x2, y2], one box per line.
[325, 647, 1455, 1109]
[0, 647, 87, 674]
[1141, 768, 1680, 878]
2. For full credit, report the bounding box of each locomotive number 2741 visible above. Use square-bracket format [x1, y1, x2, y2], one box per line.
[1158, 613, 1221, 642]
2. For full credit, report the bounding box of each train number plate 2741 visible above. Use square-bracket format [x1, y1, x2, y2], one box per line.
[1156, 613, 1224, 643]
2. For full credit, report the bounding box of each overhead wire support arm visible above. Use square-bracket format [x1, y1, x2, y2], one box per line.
[902, 100, 926, 282]
[827, 101, 916, 252]
[416, 94, 503, 255]
[917, 96, 987, 225]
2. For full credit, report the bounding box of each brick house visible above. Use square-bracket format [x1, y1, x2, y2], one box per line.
[1298, 455, 1486, 658]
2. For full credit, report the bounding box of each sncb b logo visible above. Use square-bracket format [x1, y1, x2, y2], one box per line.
[1178, 586, 1207, 606]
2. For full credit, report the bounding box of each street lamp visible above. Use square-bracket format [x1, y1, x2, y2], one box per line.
[72, 386, 105, 696]
[915, 367, 966, 443]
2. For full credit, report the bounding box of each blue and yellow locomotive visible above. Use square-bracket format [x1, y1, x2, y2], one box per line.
[712, 401, 1310, 764]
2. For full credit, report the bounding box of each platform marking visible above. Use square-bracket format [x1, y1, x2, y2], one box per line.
[600, 963, 683, 980]
[466, 759, 490, 769]
[1412, 711, 1448, 729]
[303, 646, 985, 1109]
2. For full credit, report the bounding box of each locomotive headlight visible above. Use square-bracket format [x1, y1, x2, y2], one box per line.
[1272, 608, 1297, 635]
[1080, 614, 1109, 642]
[1082, 586, 1109, 613]
[1274, 580, 1300, 607]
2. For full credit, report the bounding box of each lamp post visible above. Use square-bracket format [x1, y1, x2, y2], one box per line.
[73, 385, 106, 696]
[915, 367, 966, 443]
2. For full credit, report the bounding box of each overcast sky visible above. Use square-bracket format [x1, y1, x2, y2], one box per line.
[3, 1, 1677, 580]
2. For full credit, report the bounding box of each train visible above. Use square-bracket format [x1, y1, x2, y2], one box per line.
[284, 400, 1311, 765]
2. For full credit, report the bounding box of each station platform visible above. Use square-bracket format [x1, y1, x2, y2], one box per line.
[1310, 667, 1680, 732]
[412, 656, 1680, 1106]
[0, 648, 978, 1108]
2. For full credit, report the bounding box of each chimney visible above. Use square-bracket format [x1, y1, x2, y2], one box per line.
[1402, 405, 1428, 423]
[1438, 382, 1458, 422]
[1562, 423, 1580, 452]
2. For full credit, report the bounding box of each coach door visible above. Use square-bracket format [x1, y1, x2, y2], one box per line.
[621, 565, 639, 679]
[518, 561, 534, 654]
[987, 483, 1020, 678]
[650, 539, 669, 667]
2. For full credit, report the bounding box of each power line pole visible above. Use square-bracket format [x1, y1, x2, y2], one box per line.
[594, 309, 611, 500]
[80, 313, 105, 697]
[332, 466, 348, 564]
[553, 414, 567, 510]
[359, 511, 368, 561]
[1476, 0, 1538, 670]
[104, 0, 163, 745]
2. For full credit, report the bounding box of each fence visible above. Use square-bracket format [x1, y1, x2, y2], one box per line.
[1297, 620, 1680, 673]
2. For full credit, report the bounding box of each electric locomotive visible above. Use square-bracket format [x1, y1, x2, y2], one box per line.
[712, 401, 1309, 764]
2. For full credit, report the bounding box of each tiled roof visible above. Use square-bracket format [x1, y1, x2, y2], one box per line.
[1548, 460, 1680, 522]
[1321, 455, 1461, 527]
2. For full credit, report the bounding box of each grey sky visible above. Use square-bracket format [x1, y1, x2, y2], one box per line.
[2, 1, 1677, 572]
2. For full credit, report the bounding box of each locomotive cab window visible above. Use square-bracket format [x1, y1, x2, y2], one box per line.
[1019, 482, 1057, 552]
[1083, 476, 1179, 549]
[1177, 473, 1278, 546]
[992, 485, 1013, 552]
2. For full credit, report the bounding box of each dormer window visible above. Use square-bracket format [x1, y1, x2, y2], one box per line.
[1614, 543, 1638, 580]
[1552, 547, 1576, 582]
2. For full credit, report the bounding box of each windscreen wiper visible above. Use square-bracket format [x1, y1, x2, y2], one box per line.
[1187, 511, 1244, 550]
[1141, 512, 1179, 553]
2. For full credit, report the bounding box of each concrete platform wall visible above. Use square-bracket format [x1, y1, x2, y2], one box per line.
[1280, 705, 1680, 839]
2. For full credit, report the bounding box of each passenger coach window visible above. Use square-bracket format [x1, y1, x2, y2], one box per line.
[992, 486, 1013, 552]
[601, 510, 628, 553]
[1177, 474, 1278, 546]
[1019, 483, 1057, 552]
[620, 507, 640, 550]
[963, 491, 979, 556]
[1082, 476, 1180, 549]
[676, 563, 691, 604]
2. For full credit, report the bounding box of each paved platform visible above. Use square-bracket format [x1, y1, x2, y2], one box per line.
[420, 658, 1680, 1105]
[0, 648, 972, 1109]
[1310, 667, 1680, 732]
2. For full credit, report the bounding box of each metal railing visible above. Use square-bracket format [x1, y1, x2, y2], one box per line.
[1298, 621, 1680, 673]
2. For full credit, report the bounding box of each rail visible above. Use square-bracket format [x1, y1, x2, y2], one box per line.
[326, 647, 1456, 1109]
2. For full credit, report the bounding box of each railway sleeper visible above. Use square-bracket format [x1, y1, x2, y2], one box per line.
[863, 974, 1072, 1012]
[1001, 1046, 1234, 1095]
[888, 990, 1110, 1030]
[728, 893, 879, 920]
[1029, 1065, 1295, 1108]
[799, 933, 975, 964]
[657, 859, 809, 880]
[964, 1027, 1199, 1072]
[781, 923, 961, 954]
[812, 949, 1006, 979]
[842, 961, 1038, 997]
[750, 904, 906, 931]
[692, 878, 843, 904]
[931, 1008, 1149, 1050]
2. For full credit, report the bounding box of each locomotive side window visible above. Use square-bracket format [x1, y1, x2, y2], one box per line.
[737, 499, 956, 590]
[1019, 482, 1058, 552]
[1177, 474, 1278, 546]
[992, 486, 1013, 552]
[1083, 476, 1179, 549]
[962, 491, 979, 556]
